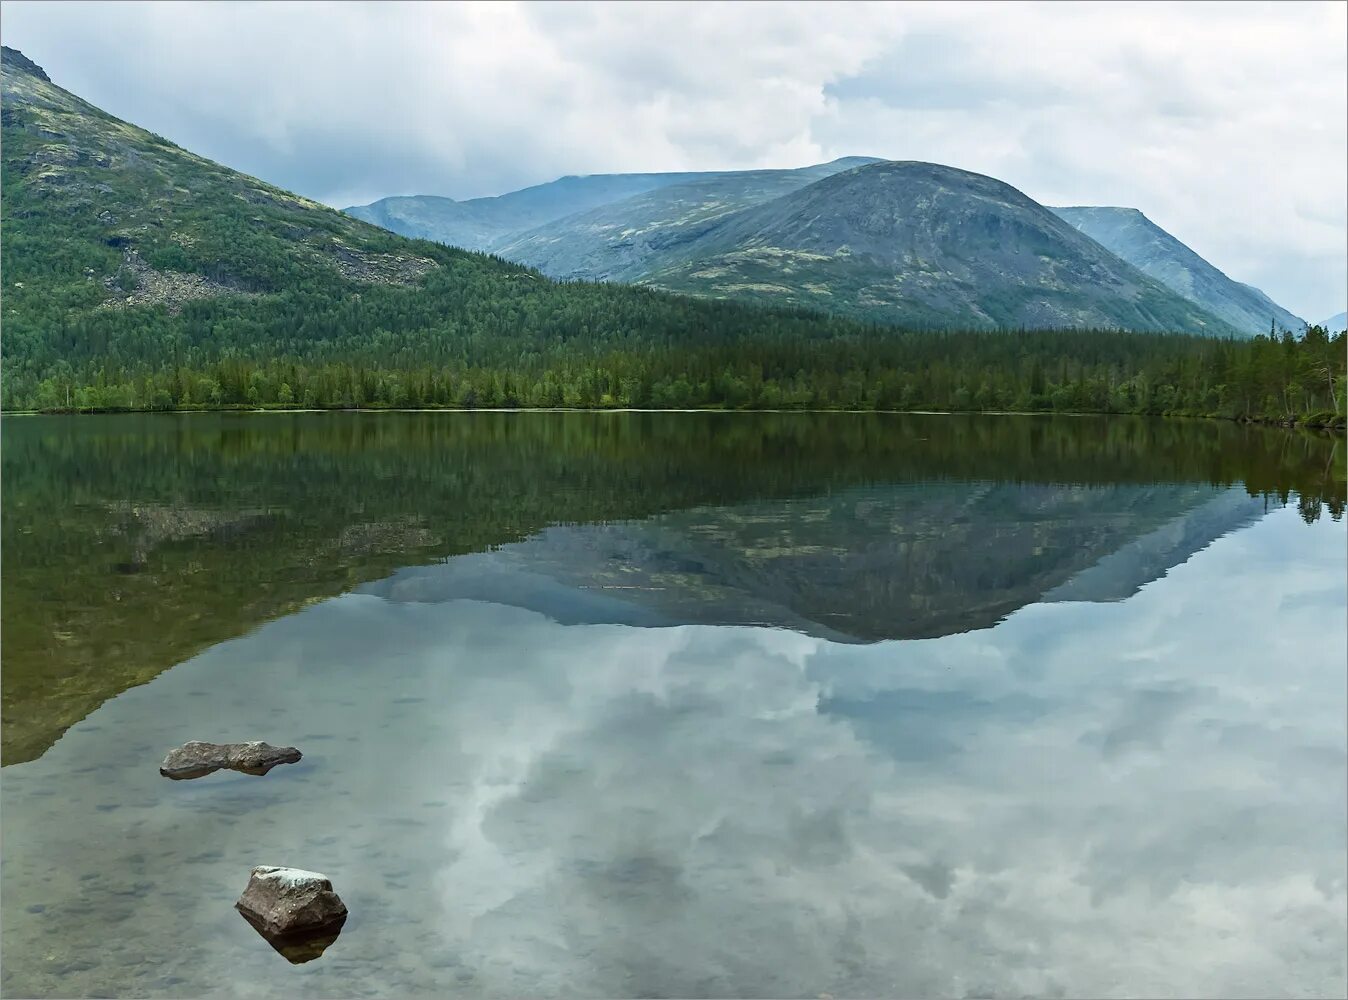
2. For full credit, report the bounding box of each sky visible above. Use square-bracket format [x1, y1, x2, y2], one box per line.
[3, 0, 1346, 321]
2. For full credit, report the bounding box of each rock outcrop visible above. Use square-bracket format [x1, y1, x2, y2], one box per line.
[97, 246, 254, 315]
[1, 47, 50, 83]
[159, 741, 301, 780]
[234, 866, 348, 961]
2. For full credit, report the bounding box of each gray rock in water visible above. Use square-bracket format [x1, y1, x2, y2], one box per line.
[159, 741, 301, 780]
[235, 866, 348, 938]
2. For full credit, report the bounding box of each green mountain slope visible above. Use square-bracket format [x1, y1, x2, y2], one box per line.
[1051, 206, 1304, 336]
[2, 45, 444, 310]
[343, 157, 879, 252]
[637, 161, 1236, 333]
[0, 47, 881, 407]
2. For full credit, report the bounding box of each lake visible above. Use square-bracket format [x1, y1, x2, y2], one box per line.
[2, 412, 1344, 998]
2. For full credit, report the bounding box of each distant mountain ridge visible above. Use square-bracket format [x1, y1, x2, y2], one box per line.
[493, 159, 885, 282]
[1051, 206, 1304, 337]
[349, 160, 1292, 336]
[344, 157, 881, 254]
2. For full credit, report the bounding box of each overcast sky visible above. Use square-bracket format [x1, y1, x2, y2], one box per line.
[4, 0, 1345, 320]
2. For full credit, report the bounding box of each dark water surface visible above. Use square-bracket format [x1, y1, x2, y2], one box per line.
[2, 412, 1344, 998]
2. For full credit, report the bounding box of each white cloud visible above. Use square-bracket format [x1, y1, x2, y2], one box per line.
[2, 0, 1344, 318]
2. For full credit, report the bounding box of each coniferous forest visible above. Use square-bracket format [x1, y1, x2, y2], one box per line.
[7, 302, 1344, 426]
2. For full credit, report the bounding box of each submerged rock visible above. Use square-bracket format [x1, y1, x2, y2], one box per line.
[158, 741, 301, 780]
[235, 866, 348, 946]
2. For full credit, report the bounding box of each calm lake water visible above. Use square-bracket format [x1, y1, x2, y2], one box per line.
[2, 412, 1345, 998]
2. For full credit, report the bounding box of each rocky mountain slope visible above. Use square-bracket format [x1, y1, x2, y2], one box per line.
[355, 152, 1320, 337]
[0, 44, 459, 325]
[1051, 206, 1304, 336]
[636, 161, 1234, 332]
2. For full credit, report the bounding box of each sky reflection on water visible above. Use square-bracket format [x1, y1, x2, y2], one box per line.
[2, 504, 1343, 998]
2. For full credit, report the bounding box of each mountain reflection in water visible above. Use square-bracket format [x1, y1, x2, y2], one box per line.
[359, 482, 1266, 641]
[2, 411, 1340, 763]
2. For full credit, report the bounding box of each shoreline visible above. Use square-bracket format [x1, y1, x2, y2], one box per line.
[1, 406, 1342, 430]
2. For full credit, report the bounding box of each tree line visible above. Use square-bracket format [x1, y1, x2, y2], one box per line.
[9, 321, 1344, 427]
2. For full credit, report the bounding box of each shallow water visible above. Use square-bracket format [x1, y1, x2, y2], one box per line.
[2, 412, 1345, 998]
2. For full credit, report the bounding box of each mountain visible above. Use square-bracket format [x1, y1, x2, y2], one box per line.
[1, 43, 443, 302]
[1322, 312, 1347, 333]
[354, 159, 1237, 334]
[629, 161, 1234, 332]
[0, 47, 879, 407]
[5, 46, 1333, 418]
[344, 172, 707, 250]
[1051, 206, 1304, 337]
[493, 158, 885, 280]
[343, 157, 880, 253]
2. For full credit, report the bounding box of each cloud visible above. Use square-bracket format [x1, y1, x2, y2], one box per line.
[1, 0, 1344, 318]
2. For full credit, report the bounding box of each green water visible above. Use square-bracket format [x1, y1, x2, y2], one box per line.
[1, 412, 1344, 997]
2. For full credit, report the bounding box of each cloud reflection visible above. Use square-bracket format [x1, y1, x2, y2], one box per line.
[1, 508, 1343, 998]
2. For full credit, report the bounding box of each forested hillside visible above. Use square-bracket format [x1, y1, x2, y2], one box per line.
[0, 47, 891, 406]
[1, 47, 1343, 425]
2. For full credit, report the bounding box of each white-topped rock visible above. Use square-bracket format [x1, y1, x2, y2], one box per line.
[235, 866, 348, 938]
